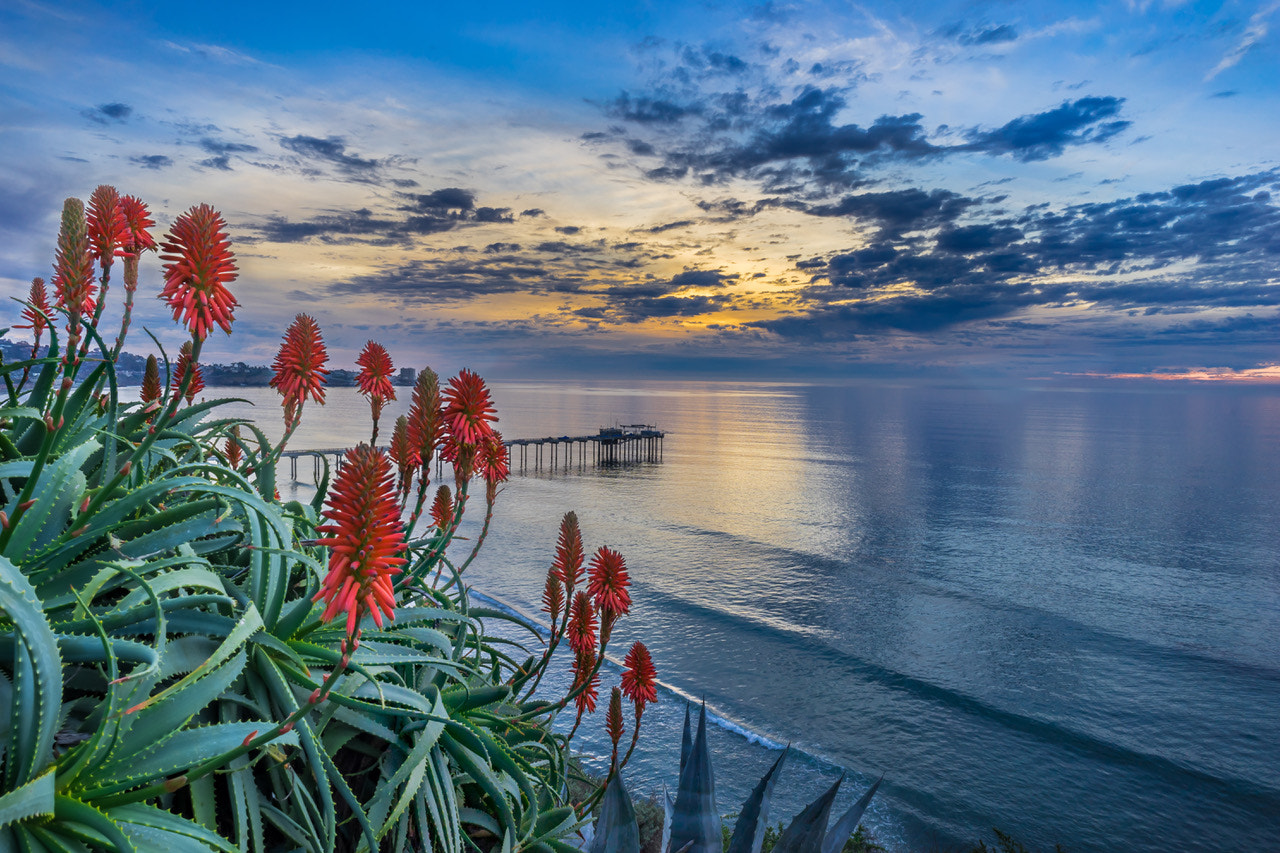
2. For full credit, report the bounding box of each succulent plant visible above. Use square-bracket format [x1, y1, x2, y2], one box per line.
[591, 704, 882, 853]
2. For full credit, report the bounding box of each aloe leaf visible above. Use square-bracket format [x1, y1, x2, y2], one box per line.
[727, 748, 789, 853]
[367, 686, 448, 839]
[109, 802, 237, 853]
[0, 767, 55, 827]
[669, 703, 720, 853]
[819, 776, 881, 853]
[589, 766, 640, 853]
[772, 775, 843, 853]
[3, 438, 96, 562]
[679, 703, 692, 776]
[52, 796, 133, 853]
[0, 555, 61, 789]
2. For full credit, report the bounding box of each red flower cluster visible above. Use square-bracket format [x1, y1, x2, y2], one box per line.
[567, 591, 597, 655]
[571, 649, 599, 714]
[172, 341, 205, 404]
[441, 368, 497, 447]
[356, 341, 395, 429]
[16, 278, 51, 341]
[588, 546, 631, 620]
[552, 511, 585, 591]
[541, 569, 565, 623]
[313, 445, 408, 636]
[620, 641, 658, 712]
[389, 416, 417, 496]
[87, 184, 129, 270]
[270, 314, 329, 413]
[119, 195, 156, 256]
[53, 198, 96, 322]
[606, 687, 625, 755]
[159, 203, 238, 340]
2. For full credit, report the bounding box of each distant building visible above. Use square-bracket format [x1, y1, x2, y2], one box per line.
[397, 367, 416, 386]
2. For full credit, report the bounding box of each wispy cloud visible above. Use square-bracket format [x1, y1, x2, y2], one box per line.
[1206, 0, 1280, 79]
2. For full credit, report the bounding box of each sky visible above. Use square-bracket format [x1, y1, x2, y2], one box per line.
[1, 0, 1277, 381]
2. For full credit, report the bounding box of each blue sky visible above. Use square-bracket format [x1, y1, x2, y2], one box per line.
[2, 0, 1277, 380]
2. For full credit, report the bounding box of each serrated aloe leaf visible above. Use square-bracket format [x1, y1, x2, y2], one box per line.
[0, 555, 61, 789]
[669, 703, 720, 853]
[772, 775, 842, 853]
[3, 439, 96, 562]
[819, 776, 881, 853]
[0, 767, 55, 827]
[367, 686, 447, 839]
[727, 747, 789, 853]
[661, 783, 673, 853]
[109, 802, 237, 853]
[589, 767, 639, 853]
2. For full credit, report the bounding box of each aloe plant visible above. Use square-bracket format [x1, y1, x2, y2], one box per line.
[1, 187, 655, 852]
[591, 704, 882, 853]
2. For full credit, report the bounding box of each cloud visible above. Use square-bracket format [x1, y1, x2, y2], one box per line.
[279, 134, 383, 177]
[944, 23, 1020, 45]
[327, 256, 577, 302]
[1206, 0, 1280, 80]
[82, 102, 131, 124]
[131, 154, 173, 170]
[964, 97, 1130, 161]
[249, 188, 515, 244]
[772, 170, 1280, 337]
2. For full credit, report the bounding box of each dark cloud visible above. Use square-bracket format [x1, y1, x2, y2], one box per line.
[200, 137, 258, 155]
[578, 293, 734, 323]
[200, 156, 232, 171]
[83, 103, 131, 124]
[484, 242, 521, 253]
[521, 208, 546, 217]
[645, 219, 696, 233]
[965, 97, 1130, 162]
[327, 256, 581, 302]
[805, 188, 975, 237]
[772, 170, 1280, 337]
[250, 187, 513, 244]
[131, 154, 173, 170]
[605, 92, 702, 124]
[280, 134, 381, 176]
[555, 225, 582, 235]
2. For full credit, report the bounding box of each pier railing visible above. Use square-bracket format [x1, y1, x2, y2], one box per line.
[279, 424, 666, 480]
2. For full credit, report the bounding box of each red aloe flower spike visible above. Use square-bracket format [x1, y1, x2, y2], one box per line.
[53, 197, 97, 327]
[479, 430, 509, 504]
[441, 368, 498, 447]
[356, 341, 395, 440]
[226, 424, 243, 469]
[140, 355, 162, 408]
[16, 278, 51, 341]
[552, 511, 585, 593]
[159, 203, 238, 340]
[620, 641, 658, 711]
[119, 195, 157, 257]
[567, 591, 597, 655]
[430, 485, 453, 529]
[571, 648, 599, 714]
[172, 341, 204, 404]
[87, 185, 129, 270]
[389, 415, 417, 496]
[270, 313, 329, 410]
[587, 546, 631, 620]
[606, 686, 625, 759]
[312, 445, 408, 636]
[407, 367, 442, 466]
[541, 565, 564, 623]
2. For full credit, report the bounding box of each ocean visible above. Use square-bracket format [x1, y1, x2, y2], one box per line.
[207, 379, 1280, 853]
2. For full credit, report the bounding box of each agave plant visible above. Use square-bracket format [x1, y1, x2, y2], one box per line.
[590, 704, 882, 853]
[1, 187, 654, 852]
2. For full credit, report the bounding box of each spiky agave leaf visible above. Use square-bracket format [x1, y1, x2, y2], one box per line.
[588, 763, 640, 853]
[771, 775, 842, 853]
[727, 747, 789, 853]
[820, 775, 882, 853]
[668, 703, 719, 853]
[679, 703, 692, 777]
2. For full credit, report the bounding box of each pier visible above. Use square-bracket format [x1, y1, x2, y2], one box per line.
[280, 424, 666, 480]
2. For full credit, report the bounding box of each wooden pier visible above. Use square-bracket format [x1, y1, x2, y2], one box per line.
[279, 424, 666, 481]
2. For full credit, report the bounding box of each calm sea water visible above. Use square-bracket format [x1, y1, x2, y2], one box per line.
[209, 380, 1280, 853]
